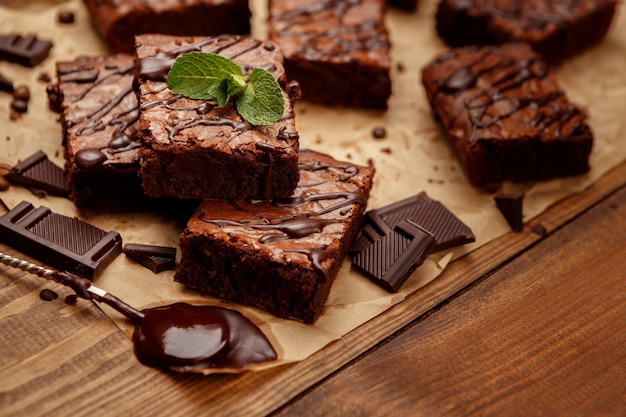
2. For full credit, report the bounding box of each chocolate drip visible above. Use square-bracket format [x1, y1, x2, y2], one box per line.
[482, 0, 581, 31]
[299, 160, 358, 181]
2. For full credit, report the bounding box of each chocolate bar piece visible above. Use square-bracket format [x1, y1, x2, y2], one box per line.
[0, 201, 122, 278]
[5, 151, 70, 197]
[0, 71, 13, 93]
[353, 219, 434, 292]
[351, 192, 474, 291]
[123, 243, 176, 274]
[494, 193, 524, 232]
[0, 34, 53, 67]
[351, 192, 475, 254]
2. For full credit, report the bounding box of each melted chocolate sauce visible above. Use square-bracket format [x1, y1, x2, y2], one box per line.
[47, 271, 276, 371]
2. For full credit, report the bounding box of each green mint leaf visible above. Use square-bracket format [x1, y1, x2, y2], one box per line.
[235, 67, 285, 126]
[166, 52, 246, 104]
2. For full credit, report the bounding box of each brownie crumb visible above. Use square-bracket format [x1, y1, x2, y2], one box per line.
[0, 176, 9, 191]
[38, 72, 52, 83]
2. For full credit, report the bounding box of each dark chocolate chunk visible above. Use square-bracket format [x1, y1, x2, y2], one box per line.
[494, 193, 524, 232]
[5, 151, 70, 197]
[351, 192, 475, 254]
[123, 243, 176, 274]
[353, 219, 434, 292]
[0, 34, 53, 67]
[0, 71, 13, 93]
[0, 201, 122, 278]
[372, 127, 386, 139]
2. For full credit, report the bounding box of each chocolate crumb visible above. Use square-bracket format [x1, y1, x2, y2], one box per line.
[531, 224, 547, 236]
[58, 11, 75, 24]
[380, 147, 392, 154]
[38, 72, 52, 83]
[0, 176, 9, 191]
[11, 99, 28, 113]
[65, 294, 78, 305]
[396, 62, 405, 73]
[39, 289, 59, 301]
[12, 85, 30, 101]
[372, 127, 386, 139]
[0, 71, 13, 93]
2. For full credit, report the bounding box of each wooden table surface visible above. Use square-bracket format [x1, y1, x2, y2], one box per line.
[2, 159, 626, 417]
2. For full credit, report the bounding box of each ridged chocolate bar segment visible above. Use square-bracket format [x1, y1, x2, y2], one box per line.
[353, 219, 434, 292]
[0, 34, 53, 67]
[0, 201, 122, 278]
[352, 192, 474, 254]
[6, 151, 70, 197]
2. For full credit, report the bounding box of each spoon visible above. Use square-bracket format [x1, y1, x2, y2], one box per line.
[0, 251, 276, 372]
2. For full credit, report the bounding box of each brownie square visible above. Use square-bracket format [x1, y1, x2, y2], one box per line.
[175, 149, 375, 323]
[47, 54, 147, 209]
[135, 34, 301, 200]
[421, 43, 593, 188]
[435, 0, 618, 64]
[82, 0, 251, 54]
[268, 0, 392, 109]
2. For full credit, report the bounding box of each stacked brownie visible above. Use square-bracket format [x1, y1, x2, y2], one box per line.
[135, 34, 301, 200]
[268, 0, 392, 109]
[47, 27, 376, 322]
[435, 0, 618, 64]
[177, 150, 375, 323]
[82, 0, 251, 53]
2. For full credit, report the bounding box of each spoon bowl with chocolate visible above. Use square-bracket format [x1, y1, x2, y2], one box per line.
[0, 252, 277, 373]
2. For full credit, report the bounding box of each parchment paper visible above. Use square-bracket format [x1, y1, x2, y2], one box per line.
[1, 0, 625, 371]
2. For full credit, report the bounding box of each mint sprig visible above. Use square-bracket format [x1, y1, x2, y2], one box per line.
[166, 52, 285, 126]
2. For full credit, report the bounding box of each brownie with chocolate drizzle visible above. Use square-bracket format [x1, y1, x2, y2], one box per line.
[47, 53, 147, 209]
[135, 34, 302, 200]
[421, 43, 593, 188]
[435, 0, 618, 64]
[82, 0, 251, 54]
[175, 149, 375, 323]
[268, 0, 391, 109]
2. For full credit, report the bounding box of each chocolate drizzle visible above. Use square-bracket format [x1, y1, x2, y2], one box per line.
[271, 0, 389, 58]
[199, 158, 366, 276]
[59, 58, 140, 169]
[433, 45, 585, 144]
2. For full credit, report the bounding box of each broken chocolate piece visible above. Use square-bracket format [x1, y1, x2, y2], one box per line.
[351, 192, 474, 254]
[0, 34, 53, 67]
[0, 201, 122, 278]
[5, 151, 70, 197]
[494, 193, 524, 232]
[0, 71, 13, 93]
[123, 243, 176, 274]
[353, 219, 434, 292]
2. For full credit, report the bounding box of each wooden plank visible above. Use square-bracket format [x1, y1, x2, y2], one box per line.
[1, 160, 626, 417]
[274, 172, 626, 416]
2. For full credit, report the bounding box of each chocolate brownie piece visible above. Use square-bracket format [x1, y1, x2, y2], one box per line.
[268, 0, 391, 109]
[435, 0, 618, 64]
[175, 149, 375, 323]
[47, 54, 148, 209]
[82, 0, 251, 53]
[135, 34, 301, 200]
[421, 43, 593, 188]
